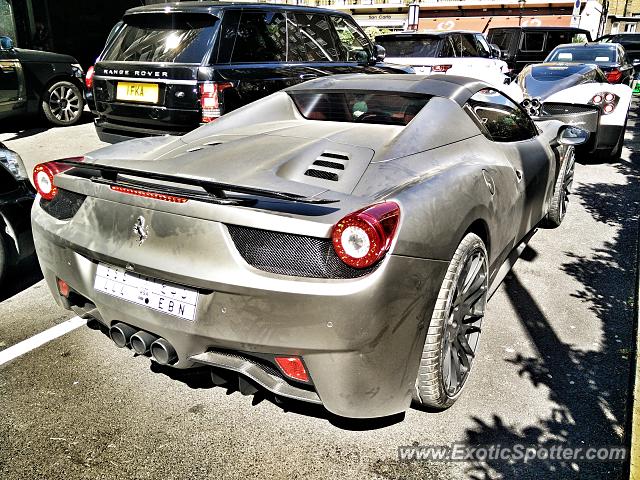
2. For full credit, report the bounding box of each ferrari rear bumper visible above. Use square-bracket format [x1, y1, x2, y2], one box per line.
[32, 201, 449, 418]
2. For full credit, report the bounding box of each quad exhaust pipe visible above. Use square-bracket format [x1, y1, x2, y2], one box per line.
[109, 323, 177, 365]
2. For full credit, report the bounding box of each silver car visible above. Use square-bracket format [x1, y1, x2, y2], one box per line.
[31, 75, 587, 418]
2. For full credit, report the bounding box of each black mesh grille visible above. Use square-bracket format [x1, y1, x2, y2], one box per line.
[542, 103, 597, 115]
[304, 169, 339, 181]
[226, 225, 378, 279]
[40, 189, 86, 220]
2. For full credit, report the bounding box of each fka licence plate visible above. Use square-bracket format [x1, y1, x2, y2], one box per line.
[116, 81, 159, 103]
[94, 263, 198, 321]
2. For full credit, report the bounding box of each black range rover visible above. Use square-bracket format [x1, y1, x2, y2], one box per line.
[89, 1, 408, 143]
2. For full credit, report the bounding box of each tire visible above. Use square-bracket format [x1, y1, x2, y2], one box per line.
[0, 233, 8, 286]
[41, 80, 84, 127]
[413, 233, 489, 410]
[544, 146, 576, 228]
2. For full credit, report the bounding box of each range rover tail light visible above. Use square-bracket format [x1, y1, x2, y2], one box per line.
[85, 66, 95, 90]
[332, 202, 401, 269]
[606, 68, 622, 83]
[33, 158, 81, 201]
[589, 92, 619, 115]
[199, 81, 232, 123]
[431, 64, 453, 73]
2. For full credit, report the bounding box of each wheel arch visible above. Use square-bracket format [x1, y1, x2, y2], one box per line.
[463, 218, 491, 258]
[38, 74, 84, 105]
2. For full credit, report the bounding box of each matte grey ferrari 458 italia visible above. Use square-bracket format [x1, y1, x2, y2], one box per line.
[31, 74, 587, 419]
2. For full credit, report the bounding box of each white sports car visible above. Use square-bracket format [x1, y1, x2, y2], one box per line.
[515, 63, 632, 160]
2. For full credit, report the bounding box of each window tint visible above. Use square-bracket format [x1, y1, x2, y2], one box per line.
[375, 35, 440, 57]
[546, 31, 573, 51]
[547, 45, 618, 64]
[474, 34, 491, 58]
[521, 32, 546, 52]
[489, 30, 515, 51]
[212, 10, 240, 64]
[102, 13, 217, 63]
[230, 11, 287, 63]
[440, 36, 457, 57]
[465, 89, 537, 142]
[332, 16, 371, 62]
[289, 92, 429, 125]
[290, 13, 339, 62]
[454, 34, 482, 57]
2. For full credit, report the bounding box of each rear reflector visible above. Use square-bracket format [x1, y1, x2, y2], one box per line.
[274, 356, 309, 382]
[110, 185, 188, 203]
[199, 81, 233, 122]
[57, 278, 70, 298]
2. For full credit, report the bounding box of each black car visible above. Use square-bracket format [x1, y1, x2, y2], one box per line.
[0, 143, 35, 283]
[545, 42, 635, 85]
[487, 26, 592, 73]
[87, 1, 409, 143]
[598, 33, 640, 63]
[0, 36, 85, 127]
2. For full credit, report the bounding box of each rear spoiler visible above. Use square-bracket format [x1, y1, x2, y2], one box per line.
[57, 159, 338, 205]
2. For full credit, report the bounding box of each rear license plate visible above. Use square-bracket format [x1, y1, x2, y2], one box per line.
[94, 263, 198, 321]
[116, 82, 159, 103]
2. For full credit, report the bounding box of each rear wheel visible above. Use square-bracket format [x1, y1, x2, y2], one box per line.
[545, 146, 575, 228]
[41, 80, 84, 127]
[413, 233, 488, 410]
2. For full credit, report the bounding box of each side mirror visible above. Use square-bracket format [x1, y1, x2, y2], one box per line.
[374, 44, 386, 62]
[557, 125, 590, 146]
[489, 44, 501, 59]
[0, 36, 14, 50]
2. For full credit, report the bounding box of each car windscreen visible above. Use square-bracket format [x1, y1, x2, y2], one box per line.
[102, 13, 218, 63]
[546, 46, 618, 65]
[518, 64, 594, 99]
[375, 35, 441, 57]
[289, 92, 430, 126]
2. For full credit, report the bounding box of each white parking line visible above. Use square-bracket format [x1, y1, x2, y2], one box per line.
[0, 316, 87, 366]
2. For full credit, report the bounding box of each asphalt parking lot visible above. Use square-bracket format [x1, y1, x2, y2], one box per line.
[0, 109, 638, 480]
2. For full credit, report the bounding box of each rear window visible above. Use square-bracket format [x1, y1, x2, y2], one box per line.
[530, 64, 588, 80]
[547, 46, 618, 64]
[289, 92, 429, 126]
[375, 35, 440, 57]
[102, 13, 218, 63]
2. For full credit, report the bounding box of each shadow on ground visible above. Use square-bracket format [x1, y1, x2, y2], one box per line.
[0, 111, 93, 141]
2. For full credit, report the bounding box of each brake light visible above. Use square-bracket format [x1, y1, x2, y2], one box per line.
[33, 159, 82, 200]
[85, 66, 95, 90]
[274, 356, 309, 382]
[589, 92, 618, 114]
[110, 185, 188, 203]
[431, 64, 453, 73]
[332, 202, 401, 269]
[199, 81, 232, 122]
[606, 68, 622, 83]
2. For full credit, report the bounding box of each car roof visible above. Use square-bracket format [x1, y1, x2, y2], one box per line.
[124, 1, 347, 16]
[378, 30, 479, 37]
[489, 26, 590, 32]
[285, 74, 494, 106]
[553, 42, 618, 49]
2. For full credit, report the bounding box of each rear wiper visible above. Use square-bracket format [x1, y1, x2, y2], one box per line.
[58, 159, 339, 205]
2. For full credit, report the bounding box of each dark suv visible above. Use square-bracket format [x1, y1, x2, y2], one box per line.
[88, 2, 408, 143]
[487, 26, 592, 73]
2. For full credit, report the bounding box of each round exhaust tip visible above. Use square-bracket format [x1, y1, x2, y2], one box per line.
[150, 338, 178, 365]
[130, 331, 159, 355]
[109, 323, 137, 348]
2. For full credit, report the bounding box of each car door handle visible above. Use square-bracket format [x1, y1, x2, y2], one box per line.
[299, 74, 318, 80]
[515, 169, 523, 182]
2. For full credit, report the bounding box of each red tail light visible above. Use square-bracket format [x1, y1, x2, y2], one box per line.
[110, 185, 188, 203]
[589, 92, 618, 114]
[431, 64, 453, 73]
[606, 68, 622, 83]
[274, 356, 309, 382]
[85, 66, 95, 90]
[332, 202, 401, 269]
[199, 81, 232, 122]
[57, 278, 70, 298]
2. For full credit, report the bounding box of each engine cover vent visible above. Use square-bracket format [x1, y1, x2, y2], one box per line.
[304, 151, 349, 182]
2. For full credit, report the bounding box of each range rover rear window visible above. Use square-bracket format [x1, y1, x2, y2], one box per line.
[289, 92, 429, 126]
[102, 13, 218, 63]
